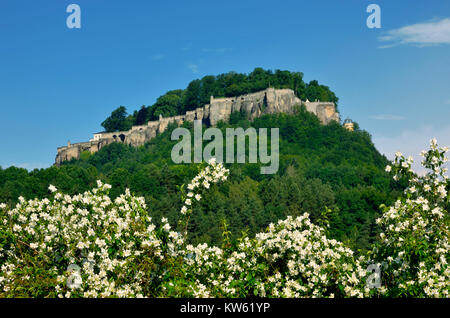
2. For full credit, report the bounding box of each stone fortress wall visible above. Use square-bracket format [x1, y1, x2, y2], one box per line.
[55, 88, 340, 165]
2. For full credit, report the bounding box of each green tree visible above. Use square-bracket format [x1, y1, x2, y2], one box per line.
[101, 106, 133, 132]
[135, 105, 149, 125]
[150, 90, 183, 120]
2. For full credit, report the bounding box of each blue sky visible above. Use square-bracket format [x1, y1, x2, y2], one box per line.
[0, 0, 449, 171]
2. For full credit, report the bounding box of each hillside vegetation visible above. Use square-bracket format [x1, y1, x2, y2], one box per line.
[0, 142, 448, 298]
[0, 106, 402, 251]
[101, 68, 338, 132]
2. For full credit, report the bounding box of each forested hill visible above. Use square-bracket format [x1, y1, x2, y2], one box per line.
[0, 106, 403, 251]
[101, 68, 339, 132]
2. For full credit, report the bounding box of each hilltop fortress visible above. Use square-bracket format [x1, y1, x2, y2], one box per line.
[55, 88, 340, 165]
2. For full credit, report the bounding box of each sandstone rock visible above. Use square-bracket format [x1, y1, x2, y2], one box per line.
[55, 88, 340, 165]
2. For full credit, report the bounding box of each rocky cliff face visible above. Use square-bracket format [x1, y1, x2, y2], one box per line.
[55, 88, 340, 165]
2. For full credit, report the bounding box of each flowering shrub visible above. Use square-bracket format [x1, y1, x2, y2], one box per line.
[370, 138, 449, 297]
[162, 159, 368, 297]
[0, 143, 448, 298]
[0, 181, 162, 297]
[178, 158, 229, 235]
[178, 214, 369, 298]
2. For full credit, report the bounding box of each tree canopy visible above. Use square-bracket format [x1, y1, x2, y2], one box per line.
[101, 106, 134, 132]
[101, 68, 339, 132]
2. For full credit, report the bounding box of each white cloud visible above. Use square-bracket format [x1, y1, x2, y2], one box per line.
[201, 48, 233, 54]
[379, 18, 450, 47]
[377, 44, 396, 49]
[187, 63, 199, 73]
[181, 43, 192, 51]
[151, 54, 165, 61]
[373, 125, 450, 173]
[369, 114, 405, 121]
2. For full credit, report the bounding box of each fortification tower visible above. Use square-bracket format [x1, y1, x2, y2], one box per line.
[343, 118, 354, 131]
